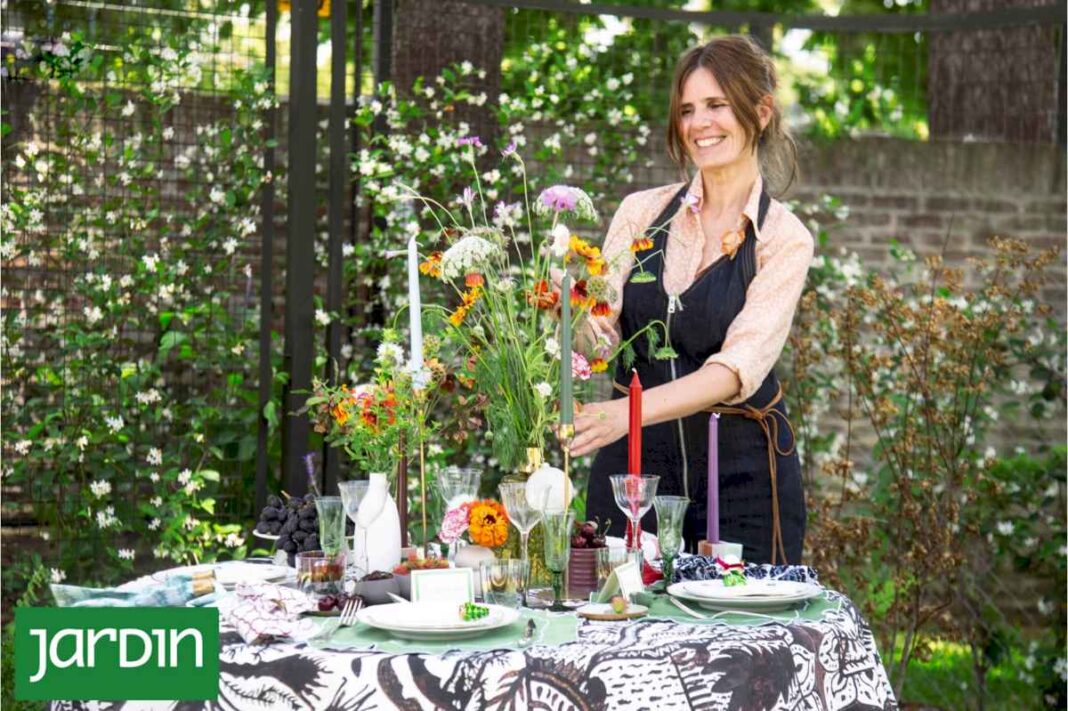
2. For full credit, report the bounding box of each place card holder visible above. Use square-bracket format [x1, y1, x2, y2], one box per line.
[594, 560, 644, 604]
[697, 540, 743, 559]
[410, 568, 474, 604]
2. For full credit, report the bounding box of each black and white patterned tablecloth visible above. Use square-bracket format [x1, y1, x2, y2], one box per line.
[55, 589, 896, 710]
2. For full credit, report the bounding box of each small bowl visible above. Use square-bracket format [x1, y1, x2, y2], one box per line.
[295, 550, 346, 595]
[355, 575, 399, 605]
[395, 573, 411, 600]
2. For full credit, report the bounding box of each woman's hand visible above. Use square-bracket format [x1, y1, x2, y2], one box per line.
[570, 398, 630, 457]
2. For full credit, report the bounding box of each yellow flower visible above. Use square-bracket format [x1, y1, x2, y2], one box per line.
[448, 305, 470, 327]
[467, 500, 509, 548]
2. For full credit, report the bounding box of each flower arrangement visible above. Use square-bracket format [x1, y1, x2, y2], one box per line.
[305, 329, 446, 475]
[403, 140, 673, 473]
[439, 499, 511, 549]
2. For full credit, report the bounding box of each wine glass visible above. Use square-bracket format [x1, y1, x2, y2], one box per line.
[609, 474, 660, 552]
[437, 466, 481, 511]
[499, 481, 543, 606]
[653, 495, 689, 586]
[338, 477, 386, 579]
[541, 510, 574, 611]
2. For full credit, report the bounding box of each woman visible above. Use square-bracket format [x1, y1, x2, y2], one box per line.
[570, 35, 812, 564]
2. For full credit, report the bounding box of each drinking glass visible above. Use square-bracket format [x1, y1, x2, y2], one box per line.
[498, 481, 542, 606]
[479, 559, 528, 608]
[437, 466, 481, 511]
[541, 510, 574, 612]
[609, 474, 660, 551]
[337, 480, 385, 578]
[595, 547, 644, 593]
[314, 496, 345, 558]
[653, 495, 689, 585]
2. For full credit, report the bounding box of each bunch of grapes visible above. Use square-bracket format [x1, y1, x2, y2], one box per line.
[256, 494, 321, 557]
[571, 519, 608, 549]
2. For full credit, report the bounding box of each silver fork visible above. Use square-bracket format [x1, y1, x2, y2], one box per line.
[339, 596, 363, 627]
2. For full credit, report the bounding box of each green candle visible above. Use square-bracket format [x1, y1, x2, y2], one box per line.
[560, 273, 573, 425]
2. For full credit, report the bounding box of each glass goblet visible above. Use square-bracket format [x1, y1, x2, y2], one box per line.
[498, 481, 543, 606]
[337, 481, 368, 576]
[541, 510, 574, 612]
[314, 496, 345, 558]
[609, 474, 660, 551]
[653, 495, 689, 586]
[437, 466, 481, 511]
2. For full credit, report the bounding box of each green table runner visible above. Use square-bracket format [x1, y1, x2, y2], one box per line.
[309, 591, 836, 654]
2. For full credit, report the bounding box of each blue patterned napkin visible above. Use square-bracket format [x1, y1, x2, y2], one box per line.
[51, 573, 216, 607]
[672, 557, 819, 585]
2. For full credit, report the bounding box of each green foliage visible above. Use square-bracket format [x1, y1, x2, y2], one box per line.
[2, 32, 280, 593]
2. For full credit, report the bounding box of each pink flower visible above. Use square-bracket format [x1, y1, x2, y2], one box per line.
[439, 503, 471, 544]
[681, 193, 700, 214]
[457, 135, 483, 148]
[572, 351, 592, 381]
[539, 185, 578, 212]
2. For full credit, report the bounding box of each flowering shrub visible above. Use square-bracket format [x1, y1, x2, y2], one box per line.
[784, 224, 1065, 701]
[1, 31, 278, 590]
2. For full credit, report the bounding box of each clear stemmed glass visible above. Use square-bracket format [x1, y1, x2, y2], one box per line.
[338, 479, 385, 579]
[437, 467, 481, 511]
[541, 510, 574, 612]
[499, 481, 543, 606]
[609, 474, 660, 552]
[653, 495, 689, 586]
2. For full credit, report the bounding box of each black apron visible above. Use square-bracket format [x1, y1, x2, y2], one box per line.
[586, 186, 806, 564]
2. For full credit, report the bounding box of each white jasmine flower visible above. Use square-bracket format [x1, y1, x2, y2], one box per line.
[105, 415, 124, 433]
[146, 447, 162, 466]
[315, 309, 330, 326]
[995, 521, 1014, 536]
[13, 440, 31, 455]
[50, 568, 66, 583]
[142, 253, 159, 273]
[75, 435, 89, 450]
[148, 518, 161, 530]
[135, 388, 161, 405]
[209, 186, 226, 205]
[84, 305, 103, 325]
[224, 533, 244, 548]
[89, 479, 111, 498]
[150, 495, 163, 507]
[117, 548, 135, 561]
[150, 472, 160, 483]
[122, 101, 135, 117]
[222, 238, 238, 255]
[177, 468, 192, 486]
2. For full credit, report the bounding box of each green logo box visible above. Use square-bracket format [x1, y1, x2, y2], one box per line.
[15, 607, 219, 701]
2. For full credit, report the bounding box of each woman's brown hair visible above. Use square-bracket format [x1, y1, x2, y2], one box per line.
[665, 35, 798, 196]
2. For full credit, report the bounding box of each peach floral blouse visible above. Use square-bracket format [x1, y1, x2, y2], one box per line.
[587, 173, 814, 405]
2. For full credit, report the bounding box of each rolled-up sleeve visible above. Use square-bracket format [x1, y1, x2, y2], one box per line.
[703, 209, 814, 404]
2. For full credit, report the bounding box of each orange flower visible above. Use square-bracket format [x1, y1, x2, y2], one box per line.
[465, 272, 484, 288]
[419, 251, 442, 278]
[461, 286, 482, 308]
[722, 226, 747, 260]
[570, 235, 607, 275]
[526, 279, 559, 310]
[467, 499, 510, 547]
[591, 300, 611, 317]
[570, 280, 595, 310]
[448, 305, 470, 327]
[590, 358, 608, 373]
[331, 401, 351, 426]
[630, 236, 654, 252]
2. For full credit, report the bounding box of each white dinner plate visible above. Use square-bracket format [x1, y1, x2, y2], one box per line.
[667, 579, 823, 612]
[357, 602, 521, 640]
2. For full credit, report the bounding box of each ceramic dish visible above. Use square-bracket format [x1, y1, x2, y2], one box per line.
[666, 580, 822, 612]
[576, 603, 649, 621]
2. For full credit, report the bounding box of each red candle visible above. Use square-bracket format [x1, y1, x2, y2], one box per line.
[627, 370, 642, 550]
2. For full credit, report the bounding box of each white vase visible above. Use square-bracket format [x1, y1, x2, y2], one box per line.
[351, 472, 402, 576]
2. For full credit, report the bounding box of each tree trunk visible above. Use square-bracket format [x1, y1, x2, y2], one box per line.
[927, 0, 1062, 142]
[391, 0, 504, 143]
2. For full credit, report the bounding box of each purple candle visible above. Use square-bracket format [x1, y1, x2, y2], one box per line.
[707, 413, 720, 543]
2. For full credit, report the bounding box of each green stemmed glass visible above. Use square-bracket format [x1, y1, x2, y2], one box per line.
[653, 495, 689, 586]
[542, 510, 574, 612]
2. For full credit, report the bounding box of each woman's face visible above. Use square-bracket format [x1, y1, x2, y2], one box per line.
[677, 67, 757, 172]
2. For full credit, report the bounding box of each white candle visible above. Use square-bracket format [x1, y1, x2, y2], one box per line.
[407, 236, 424, 377]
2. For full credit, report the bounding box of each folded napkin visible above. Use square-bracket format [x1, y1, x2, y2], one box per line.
[672, 558, 819, 585]
[51, 572, 216, 608]
[217, 582, 320, 645]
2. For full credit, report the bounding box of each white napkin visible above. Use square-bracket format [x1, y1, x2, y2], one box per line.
[218, 582, 320, 644]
